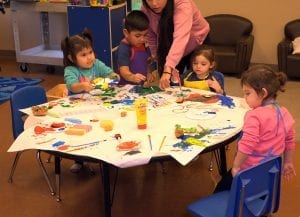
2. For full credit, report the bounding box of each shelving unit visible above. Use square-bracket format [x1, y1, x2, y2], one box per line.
[11, 1, 68, 72]
[67, 2, 126, 71]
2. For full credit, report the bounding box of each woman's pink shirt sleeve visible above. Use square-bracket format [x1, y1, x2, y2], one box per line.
[142, 0, 210, 70]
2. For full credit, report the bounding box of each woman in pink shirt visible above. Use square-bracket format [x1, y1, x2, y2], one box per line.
[214, 64, 296, 193]
[141, 0, 210, 89]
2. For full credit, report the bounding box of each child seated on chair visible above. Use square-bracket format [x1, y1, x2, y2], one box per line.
[117, 10, 156, 86]
[61, 28, 119, 173]
[214, 64, 296, 193]
[171, 47, 225, 94]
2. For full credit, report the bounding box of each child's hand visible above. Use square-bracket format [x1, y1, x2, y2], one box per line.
[82, 81, 94, 92]
[131, 73, 146, 84]
[283, 162, 296, 181]
[207, 77, 223, 94]
[159, 73, 171, 89]
[109, 72, 120, 81]
[147, 72, 155, 83]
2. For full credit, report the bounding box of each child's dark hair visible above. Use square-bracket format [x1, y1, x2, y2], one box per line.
[61, 28, 94, 67]
[142, 0, 174, 76]
[125, 10, 149, 32]
[191, 47, 217, 71]
[241, 64, 287, 101]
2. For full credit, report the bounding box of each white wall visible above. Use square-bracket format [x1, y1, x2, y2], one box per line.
[1, 1, 300, 64]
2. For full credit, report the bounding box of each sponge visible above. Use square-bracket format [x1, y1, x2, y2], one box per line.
[100, 120, 114, 131]
[65, 124, 92, 135]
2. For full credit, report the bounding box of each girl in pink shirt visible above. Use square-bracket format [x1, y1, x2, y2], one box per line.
[141, 0, 210, 89]
[214, 64, 296, 193]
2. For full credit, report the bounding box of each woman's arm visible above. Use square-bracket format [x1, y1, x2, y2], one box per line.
[165, 0, 209, 71]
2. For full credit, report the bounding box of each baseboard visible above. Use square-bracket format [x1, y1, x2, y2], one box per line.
[0, 50, 16, 57]
[250, 62, 279, 70]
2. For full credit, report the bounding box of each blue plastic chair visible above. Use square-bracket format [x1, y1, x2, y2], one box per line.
[187, 156, 282, 217]
[8, 85, 55, 195]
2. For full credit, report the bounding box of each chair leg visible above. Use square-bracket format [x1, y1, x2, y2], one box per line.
[36, 151, 55, 196]
[8, 151, 23, 183]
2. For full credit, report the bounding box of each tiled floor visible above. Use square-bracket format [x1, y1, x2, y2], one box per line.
[0, 55, 299, 217]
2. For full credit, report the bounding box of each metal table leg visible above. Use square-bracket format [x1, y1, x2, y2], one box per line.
[219, 146, 227, 176]
[102, 162, 111, 217]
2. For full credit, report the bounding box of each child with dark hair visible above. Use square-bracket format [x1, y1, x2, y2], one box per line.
[117, 10, 155, 85]
[61, 29, 119, 172]
[214, 64, 296, 193]
[61, 29, 119, 94]
[180, 47, 224, 94]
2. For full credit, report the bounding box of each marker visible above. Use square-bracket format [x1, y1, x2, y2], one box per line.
[159, 136, 166, 151]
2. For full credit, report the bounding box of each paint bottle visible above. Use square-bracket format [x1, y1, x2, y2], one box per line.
[134, 97, 147, 129]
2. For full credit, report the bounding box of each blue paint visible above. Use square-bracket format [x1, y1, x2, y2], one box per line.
[210, 125, 236, 134]
[218, 95, 235, 108]
[64, 117, 82, 124]
[52, 141, 65, 147]
[173, 141, 190, 151]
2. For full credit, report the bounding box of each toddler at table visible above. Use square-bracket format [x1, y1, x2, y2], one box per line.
[61, 28, 119, 173]
[117, 10, 156, 86]
[173, 47, 224, 94]
[214, 64, 296, 193]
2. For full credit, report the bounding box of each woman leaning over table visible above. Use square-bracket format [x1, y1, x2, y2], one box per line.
[141, 0, 210, 89]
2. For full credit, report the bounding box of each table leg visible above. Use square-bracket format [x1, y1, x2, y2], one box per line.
[102, 162, 111, 217]
[219, 146, 227, 176]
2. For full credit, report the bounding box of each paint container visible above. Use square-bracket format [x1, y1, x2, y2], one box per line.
[134, 97, 147, 129]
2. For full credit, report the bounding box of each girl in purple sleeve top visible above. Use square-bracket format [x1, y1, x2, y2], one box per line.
[214, 64, 296, 193]
[141, 0, 210, 89]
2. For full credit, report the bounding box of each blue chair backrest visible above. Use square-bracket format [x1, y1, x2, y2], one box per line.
[226, 156, 282, 217]
[10, 85, 47, 139]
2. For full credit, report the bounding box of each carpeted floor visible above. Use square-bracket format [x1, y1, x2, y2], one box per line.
[0, 56, 299, 217]
[0, 77, 43, 104]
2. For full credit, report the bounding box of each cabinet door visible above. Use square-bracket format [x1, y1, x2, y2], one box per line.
[68, 6, 111, 67]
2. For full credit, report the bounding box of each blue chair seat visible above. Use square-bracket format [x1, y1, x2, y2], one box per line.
[188, 191, 230, 217]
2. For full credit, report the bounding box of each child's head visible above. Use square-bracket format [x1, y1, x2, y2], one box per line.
[123, 10, 149, 47]
[190, 47, 216, 76]
[241, 64, 287, 108]
[61, 29, 95, 69]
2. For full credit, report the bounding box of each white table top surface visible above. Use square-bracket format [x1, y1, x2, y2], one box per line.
[8, 85, 248, 168]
